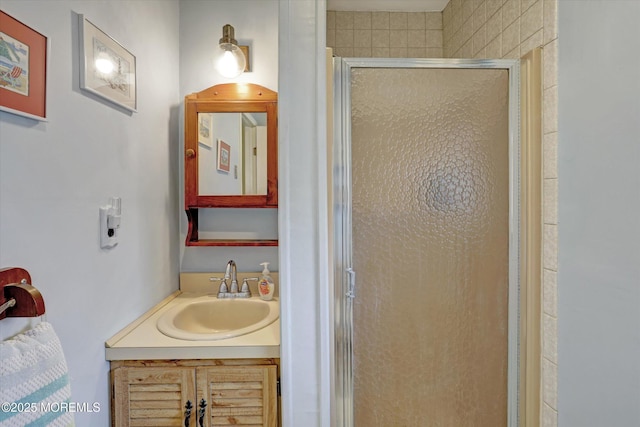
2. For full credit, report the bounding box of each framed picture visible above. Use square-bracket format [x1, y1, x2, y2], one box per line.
[198, 113, 213, 148]
[0, 11, 49, 121]
[217, 139, 231, 173]
[79, 14, 136, 112]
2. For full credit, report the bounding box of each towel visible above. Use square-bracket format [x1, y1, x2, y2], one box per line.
[0, 322, 74, 427]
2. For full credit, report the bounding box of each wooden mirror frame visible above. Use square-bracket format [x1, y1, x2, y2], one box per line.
[184, 83, 277, 246]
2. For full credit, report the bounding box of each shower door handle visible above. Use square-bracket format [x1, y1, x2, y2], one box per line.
[346, 268, 356, 299]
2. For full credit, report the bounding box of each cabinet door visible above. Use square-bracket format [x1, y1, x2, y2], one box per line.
[197, 365, 277, 427]
[113, 367, 196, 427]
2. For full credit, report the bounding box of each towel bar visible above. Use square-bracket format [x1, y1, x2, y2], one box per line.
[0, 267, 46, 320]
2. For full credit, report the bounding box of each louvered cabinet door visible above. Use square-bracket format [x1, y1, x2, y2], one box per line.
[197, 365, 277, 427]
[113, 367, 196, 427]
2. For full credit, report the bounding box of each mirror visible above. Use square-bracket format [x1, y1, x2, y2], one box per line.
[184, 83, 277, 246]
[197, 112, 268, 195]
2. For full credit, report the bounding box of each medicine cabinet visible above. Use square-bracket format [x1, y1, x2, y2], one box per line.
[184, 83, 277, 246]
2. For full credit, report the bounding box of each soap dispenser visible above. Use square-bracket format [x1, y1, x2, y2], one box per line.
[258, 262, 275, 301]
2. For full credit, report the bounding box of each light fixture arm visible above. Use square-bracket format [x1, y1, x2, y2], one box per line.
[219, 24, 238, 46]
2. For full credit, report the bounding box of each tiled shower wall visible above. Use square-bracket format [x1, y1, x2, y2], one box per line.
[327, 1, 558, 426]
[442, 1, 559, 426]
[326, 11, 444, 58]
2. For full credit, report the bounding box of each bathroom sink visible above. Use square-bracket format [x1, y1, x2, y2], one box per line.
[157, 296, 278, 341]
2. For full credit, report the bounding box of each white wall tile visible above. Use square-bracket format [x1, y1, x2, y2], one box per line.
[544, 224, 558, 270]
[372, 12, 390, 29]
[327, 11, 336, 29]
[543, 358, 558, 409]
[336, 29, 354, 47]
[462, 0, 475, 22]
[426, 12, 443, 30]
[486, 0, 503, 19]
[336, 11, 354, 29]
[426, 30, 444, 48]
[390, 30, 408, 47]
[486, 8, 502, 43]
[408, 47, 427, 57]
[409, 30, 427, 48]
[502, 18, 520, 55]
[521, 28, 543, 56]
[543, 132, 558, 178]
[354, 12, 372, 29]
[473, 24, 487, 54]
[544, 178, 558, 224]
[372, 30, 390, 48]
[521, 0, 543, 41]
[354, 30, 372, 47]
[544, 85, 558, 133]
[543, 313, 558, 363]
[543, 268, 558, 316]
[542, 402, 558, 427]
[502, 0, 521, 28]
[485, 34, 502, 57]
[390, 12, 408, 29]
[408, 12, 426, 30]
[543, 0, 558, 44]
[543, 38, 558, 89]
[473, 1, 487, 32]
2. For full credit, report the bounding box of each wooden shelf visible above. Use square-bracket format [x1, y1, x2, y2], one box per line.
[186, 239, 278, 247]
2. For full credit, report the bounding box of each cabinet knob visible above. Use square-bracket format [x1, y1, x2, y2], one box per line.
[186, 148, 195, 158]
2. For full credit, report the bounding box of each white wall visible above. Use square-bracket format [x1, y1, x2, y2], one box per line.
[0, 1, 180, 425]
[178, 0, 280, 273]
[558, 1, 640, 425]
[279, 0, 331, 425]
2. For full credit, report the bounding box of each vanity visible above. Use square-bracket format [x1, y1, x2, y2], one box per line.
[106, 273, 280, 427]
[106, 83, 281, 426]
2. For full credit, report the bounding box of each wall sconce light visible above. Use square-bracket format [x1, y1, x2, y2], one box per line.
[213, 24, 247, 78]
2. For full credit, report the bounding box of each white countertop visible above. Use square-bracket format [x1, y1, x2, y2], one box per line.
[105, 273, 280, 360]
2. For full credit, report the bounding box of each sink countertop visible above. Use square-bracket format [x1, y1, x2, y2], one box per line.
[105, 286, 280, 361]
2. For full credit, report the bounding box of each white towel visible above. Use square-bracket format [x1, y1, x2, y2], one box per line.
[0, 322, 74, 427]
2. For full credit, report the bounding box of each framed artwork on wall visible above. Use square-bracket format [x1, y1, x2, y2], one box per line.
[198, 113, 213, 148]
[0, 10, 49, 121]
[79, 14, 136, 112]
[217, 139, 231, 173]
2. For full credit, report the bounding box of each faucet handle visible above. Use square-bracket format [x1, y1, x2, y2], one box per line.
[209, 277, 228, 294]
[241, 278, 259, 294]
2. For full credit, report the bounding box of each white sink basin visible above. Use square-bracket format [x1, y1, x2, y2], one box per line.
[156, 296, 278, 341]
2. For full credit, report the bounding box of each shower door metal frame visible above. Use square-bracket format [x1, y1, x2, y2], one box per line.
[332, 57, 521, 427]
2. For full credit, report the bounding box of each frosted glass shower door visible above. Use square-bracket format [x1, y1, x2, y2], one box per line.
[348, 66, 511, 426]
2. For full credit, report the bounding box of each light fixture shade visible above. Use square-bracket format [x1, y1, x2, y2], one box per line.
[214, 25, 246, 78]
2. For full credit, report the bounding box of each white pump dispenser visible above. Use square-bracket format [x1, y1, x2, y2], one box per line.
[258, 262, 275, 301]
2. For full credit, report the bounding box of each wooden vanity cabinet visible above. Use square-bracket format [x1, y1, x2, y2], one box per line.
[111, 359, 278, 427]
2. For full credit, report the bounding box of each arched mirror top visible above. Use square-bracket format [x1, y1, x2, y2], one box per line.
[188, 83, 277, 102]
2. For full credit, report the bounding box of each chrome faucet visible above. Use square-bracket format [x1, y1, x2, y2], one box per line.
[210, 260, 252, 298]
[225, 260, 239, 293]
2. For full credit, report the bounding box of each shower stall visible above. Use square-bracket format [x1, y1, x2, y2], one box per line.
[332, 58, 521, 427]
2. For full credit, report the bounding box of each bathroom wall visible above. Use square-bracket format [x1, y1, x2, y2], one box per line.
[178, 0, 280, 273]
[0, 1, 180, 425]
[326, 11, 444, 58]
[443, 1, 559, 425]
[558, 1, 640, 425]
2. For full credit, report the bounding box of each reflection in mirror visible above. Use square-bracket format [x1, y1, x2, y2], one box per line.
[198, 112, 267, 196]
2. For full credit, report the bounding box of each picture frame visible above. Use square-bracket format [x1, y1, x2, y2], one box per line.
[79, 14, 136, 112]
[0, 11, 49, 121]
[198, 113, 213, 148]
[217, 139, 231, 173]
